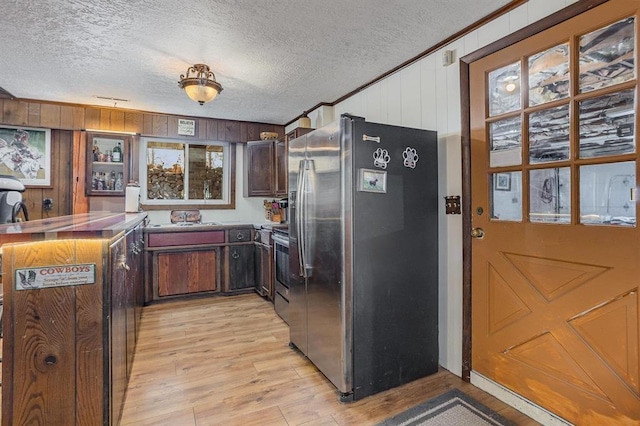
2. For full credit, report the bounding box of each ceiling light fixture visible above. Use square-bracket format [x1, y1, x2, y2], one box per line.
[178, 64, 223, 105]
[298, 111, 311, 128]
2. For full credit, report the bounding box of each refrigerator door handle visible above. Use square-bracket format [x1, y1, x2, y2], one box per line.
[303, 159, 315, 278]
[296, 159, 307, 277]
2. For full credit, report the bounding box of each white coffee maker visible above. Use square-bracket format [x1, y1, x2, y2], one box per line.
[0, 175, 29, 223]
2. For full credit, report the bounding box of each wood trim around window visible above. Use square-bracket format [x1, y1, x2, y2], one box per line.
[141, 143, 237, 211]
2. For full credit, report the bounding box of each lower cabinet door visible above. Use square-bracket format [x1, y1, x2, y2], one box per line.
[254, 243, 264, 295]
[259, 244, 272, 298]
[157, 249, 218, 296]
[228, 244, 255, 290]
[110, 236, 127, 425]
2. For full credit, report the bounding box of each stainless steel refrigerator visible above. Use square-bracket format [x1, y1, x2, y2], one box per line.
[288, 114, 438, 401]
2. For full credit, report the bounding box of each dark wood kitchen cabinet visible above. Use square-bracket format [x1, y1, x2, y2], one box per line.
[156, 249, 219, 296]
[128, 224, 145, 339]
[110, 235, 127, 425]
[112, 224, 145, 424]
[255, 238, 273, 299]
[274, 137, 287, 197]
[244, 140, 275, 197]
[0, 212, 147, 426]
[146, 229, 224, 301]
[245, 128, 312, 197]
[228, 244, 255, 290]
[146, 226, 257, 300]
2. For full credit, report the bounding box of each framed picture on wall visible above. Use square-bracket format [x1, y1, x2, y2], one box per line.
[494, 172, 511, 191]
[0, 126, 51, 187]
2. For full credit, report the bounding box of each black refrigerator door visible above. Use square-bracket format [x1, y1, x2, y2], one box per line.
[351, 121, 439, 399]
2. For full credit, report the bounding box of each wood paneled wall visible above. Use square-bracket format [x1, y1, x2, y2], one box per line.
[0, 98, 285, 220]
[0, 99, 284, 142]
[32, 129, 74, 220]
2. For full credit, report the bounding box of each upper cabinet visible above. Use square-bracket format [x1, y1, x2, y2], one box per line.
[86, 132, 132, 196]
[244, 139, 276, 197]
[274, 137, 287, 197]
[244, 128, 313, 198]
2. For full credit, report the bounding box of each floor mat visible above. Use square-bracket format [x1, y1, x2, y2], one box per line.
[377, 389, 516, 426]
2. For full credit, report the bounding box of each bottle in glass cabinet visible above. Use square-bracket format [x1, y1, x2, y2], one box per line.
[113, 142, 122, 162]
[93, 141, 100, 161]
[115, 173, 124, 191]
[86, 132, 131, 196]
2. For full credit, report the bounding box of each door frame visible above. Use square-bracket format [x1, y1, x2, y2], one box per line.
[459, 0, 610, 381]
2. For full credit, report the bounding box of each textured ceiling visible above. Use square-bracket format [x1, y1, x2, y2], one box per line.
[1, 0, 512, 125]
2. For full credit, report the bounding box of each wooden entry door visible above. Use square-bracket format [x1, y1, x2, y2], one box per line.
[469, 2, 639, 424]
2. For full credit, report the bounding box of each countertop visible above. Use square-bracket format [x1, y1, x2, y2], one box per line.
[144, 221, 257, 234]
[0, 212, 148, 244]
[144, 221, 287, 233]
[0, 213, 287, 242]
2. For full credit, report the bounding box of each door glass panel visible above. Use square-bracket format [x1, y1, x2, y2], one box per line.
[490, 116, 522, 167]
[579, 17, 635, 93]
[528, 43, 570, 106]
[529, 104, 570, 164]
[491, 171, 522, 222]
[580, 161, 636, 226]
[489, 62, 521, 116]
[579, 89, 635, 158]
[530, 167, 571, 223]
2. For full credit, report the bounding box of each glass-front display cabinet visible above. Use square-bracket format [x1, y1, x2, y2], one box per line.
[86, 132, 131, 196]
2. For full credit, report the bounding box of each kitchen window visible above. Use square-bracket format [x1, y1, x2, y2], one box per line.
[140, 137, 235, 209]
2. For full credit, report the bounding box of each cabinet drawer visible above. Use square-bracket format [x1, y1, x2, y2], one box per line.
[228, 228, 252, 243]
[275, 281, 289, 299]
[147, 230, 225, 247]
[274, 292, 289, 324]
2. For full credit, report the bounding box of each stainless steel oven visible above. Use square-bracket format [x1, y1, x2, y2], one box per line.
[272, 228, 290, 324]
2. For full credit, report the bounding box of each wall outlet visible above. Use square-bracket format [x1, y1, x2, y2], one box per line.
[43, 198, 53, 211]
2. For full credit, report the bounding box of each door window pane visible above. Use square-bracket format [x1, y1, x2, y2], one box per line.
[579, 17, 635, 93]
[528, 43, 570, 106]
[491, 171, 522, 222]
[489, 62, 521, 116]
[530, 168, 571, 223]
[529, 104, 570, 164]
[580, 161, 636, 226]
[579, 89, 635, 158]
[490, 116, 522, 167]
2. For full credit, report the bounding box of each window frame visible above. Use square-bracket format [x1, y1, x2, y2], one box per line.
[139, 137, 236, 210]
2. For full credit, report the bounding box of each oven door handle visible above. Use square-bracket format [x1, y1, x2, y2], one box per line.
[272, 234, 289, 246]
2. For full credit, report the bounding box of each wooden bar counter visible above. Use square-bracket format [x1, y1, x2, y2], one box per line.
[0, 212, 147, 426]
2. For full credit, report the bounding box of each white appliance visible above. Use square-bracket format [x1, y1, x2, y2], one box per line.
[0, 175, 28, 223]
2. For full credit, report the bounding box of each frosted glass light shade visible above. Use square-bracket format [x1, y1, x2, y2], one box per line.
[184, 83, 219, 104]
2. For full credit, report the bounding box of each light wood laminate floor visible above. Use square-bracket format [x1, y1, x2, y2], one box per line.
[121, 293, 538, 425]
